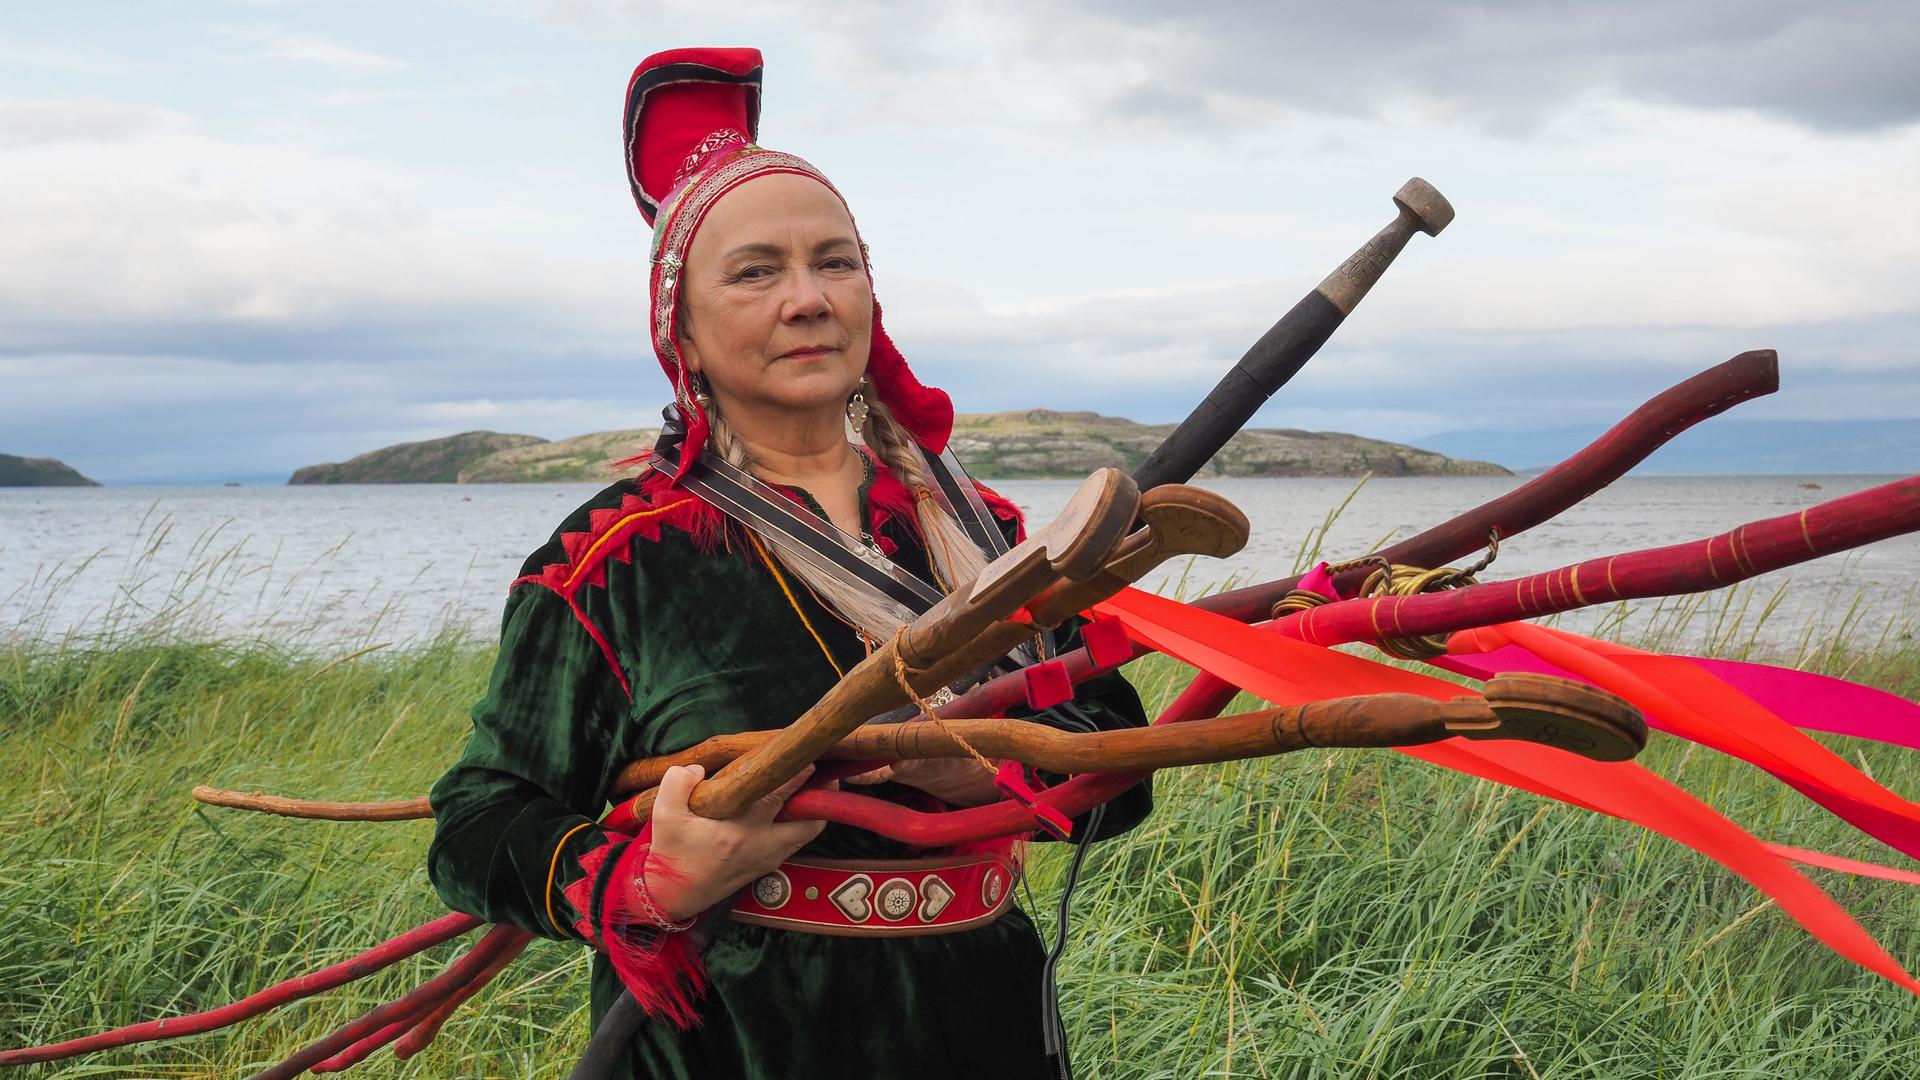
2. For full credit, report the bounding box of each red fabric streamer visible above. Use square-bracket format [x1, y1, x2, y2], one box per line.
[1446, 624, 1920, 864]
[1089, 587, 1920, 997]
[1023, 659, 1073, 710]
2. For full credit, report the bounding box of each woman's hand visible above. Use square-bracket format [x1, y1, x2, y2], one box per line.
[846, 758, 1001, 807]
[641, 763, 826, 921]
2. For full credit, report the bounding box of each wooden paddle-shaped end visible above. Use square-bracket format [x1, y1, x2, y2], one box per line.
[1455, 673, 1648, 762]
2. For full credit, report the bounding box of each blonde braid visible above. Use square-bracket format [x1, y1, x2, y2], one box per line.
[860, 397, 991, 595]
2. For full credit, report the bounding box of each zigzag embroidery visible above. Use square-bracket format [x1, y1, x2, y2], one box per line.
[509, 477, 709, 700]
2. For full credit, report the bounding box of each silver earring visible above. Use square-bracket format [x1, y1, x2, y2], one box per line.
[690, 372, 713, 409]
[846, 386, 870, 430]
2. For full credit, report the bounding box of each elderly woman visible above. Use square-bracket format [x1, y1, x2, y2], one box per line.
[426, 48, 1151, 1080]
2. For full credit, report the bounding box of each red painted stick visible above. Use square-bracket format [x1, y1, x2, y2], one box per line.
[394, 929, 533, 1059]
[1206, 348, 1782, 621]
[0, 912, 483, 1068]
[310, 998, 442, 1074]
[755, 476, 1920, 847]
[309, 928, 532, 1072]
[246, 924, 524, 1080]
[932, 350, 1782, 720]
[1288, 477, 1920, 648]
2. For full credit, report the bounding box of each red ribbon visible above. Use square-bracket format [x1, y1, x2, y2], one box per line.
[1089, 587, 1920, 997]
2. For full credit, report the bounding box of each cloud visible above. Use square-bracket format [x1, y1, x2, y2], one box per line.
[0, 100, 185, 148]
[1089, 1, 1920, 132]
[0, 101, 642, 358]
[526, 0, 1920, 133]
[8, 4, 1915, 484]
[232, 27, 407, 70]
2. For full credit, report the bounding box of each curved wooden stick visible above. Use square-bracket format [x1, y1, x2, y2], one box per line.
[601, 676, 1645, 837]
[192, 786, 432, 821]
[0, 913, 482, 1067]
[612, 679, 1643, 797]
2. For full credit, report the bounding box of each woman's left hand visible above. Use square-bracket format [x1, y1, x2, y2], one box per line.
[845, 758, 1001, 806]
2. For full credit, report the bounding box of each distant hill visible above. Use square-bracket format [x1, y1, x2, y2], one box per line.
[290, 412, 1505, 483]
[947, 410, 1509, 479]
[0, 453, 98, 487]
[289, 432, 549, 484]
[1421, 419, 1920, 475]
[458, 429, 656, 483]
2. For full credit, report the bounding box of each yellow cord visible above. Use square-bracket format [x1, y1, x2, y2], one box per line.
[747, 530, 846, 679]
[1272, 531, 1502, 660]
[544, 819, 599, 937]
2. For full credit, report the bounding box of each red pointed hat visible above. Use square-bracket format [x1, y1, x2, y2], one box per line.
[624, 47, 954, 481]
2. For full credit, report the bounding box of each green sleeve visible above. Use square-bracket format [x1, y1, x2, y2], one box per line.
[427, 583, 631, 941]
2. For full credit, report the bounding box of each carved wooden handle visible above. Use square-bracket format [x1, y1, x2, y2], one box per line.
[683, 468, 1141, 821]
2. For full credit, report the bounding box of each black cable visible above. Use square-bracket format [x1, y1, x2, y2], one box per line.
[1031, 699, 1106, 1079]
[1041, 802, 1103, 1080]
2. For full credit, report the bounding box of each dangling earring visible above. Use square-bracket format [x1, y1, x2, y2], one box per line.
[846, 384, 870, 431]
[690, 371, 713, 409]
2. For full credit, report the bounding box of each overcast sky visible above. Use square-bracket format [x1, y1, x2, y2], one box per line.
[5, 1, 1918, 483]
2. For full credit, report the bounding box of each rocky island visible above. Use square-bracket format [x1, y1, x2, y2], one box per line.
[0, 453, 99, 487]
[288, 432, 547, 484]
[288, 411, 1508, 484]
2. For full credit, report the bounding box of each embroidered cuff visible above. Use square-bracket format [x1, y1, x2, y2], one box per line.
[582, 824, 710, 1030]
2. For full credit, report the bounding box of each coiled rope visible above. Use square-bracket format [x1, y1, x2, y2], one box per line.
[1271, 530, 1501, 659]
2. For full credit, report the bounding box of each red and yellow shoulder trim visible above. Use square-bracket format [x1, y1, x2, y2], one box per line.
[508, 470, 721, 699]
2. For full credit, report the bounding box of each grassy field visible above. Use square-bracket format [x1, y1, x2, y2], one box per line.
[3, 599, 1919, 1077]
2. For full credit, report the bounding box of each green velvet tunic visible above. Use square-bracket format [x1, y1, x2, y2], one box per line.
[428, 469, 1151, 1080]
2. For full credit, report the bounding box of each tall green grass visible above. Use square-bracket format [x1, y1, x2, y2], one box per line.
[2, 520, 1918, 1077]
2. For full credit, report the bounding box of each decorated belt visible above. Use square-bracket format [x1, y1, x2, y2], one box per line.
[730, 853, 1019, 937]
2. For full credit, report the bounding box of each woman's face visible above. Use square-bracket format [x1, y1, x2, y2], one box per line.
[676, 172, 874, 421]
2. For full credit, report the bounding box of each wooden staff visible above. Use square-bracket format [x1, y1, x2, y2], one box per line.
[619, 482, 1248, 825]
[610, 676, 1645, 798]
[680, 466, 1141, 822]
[931, 350, 1782, 722]
[190, 788, 431, 821]
[606, 675, 1645, 845]
[1132, 178, 1454, 490]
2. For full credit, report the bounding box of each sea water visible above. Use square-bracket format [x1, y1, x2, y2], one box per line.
[2, 475, 1914, 654]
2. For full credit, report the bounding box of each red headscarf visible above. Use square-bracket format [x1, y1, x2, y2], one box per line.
[624, 47, 954, 482]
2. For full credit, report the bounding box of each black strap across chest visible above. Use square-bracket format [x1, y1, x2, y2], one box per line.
[650, 407, 1000, 617]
